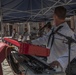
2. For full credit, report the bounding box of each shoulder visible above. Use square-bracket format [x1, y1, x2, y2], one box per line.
[46, 27, 54, 35]
[59, 22, 74, 37]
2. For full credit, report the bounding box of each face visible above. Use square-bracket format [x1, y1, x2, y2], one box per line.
[53, 14, 58, 26]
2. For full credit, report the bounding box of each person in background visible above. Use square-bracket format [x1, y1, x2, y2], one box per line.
[44, 22, 52, 33]
[32, 27, 38, 35]
[31, 6, 76, 73]
[4, 27, 6, 36]
[21, 28, 29, 42]
[30, 27, 38, 39]
[38, 24, 45, 37]
[12, 28, 16, 39]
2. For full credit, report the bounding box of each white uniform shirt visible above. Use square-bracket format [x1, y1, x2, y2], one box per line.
[12, 30, 16, 38]
[32, 22, 76, 72]
[22, 32, 29, 42]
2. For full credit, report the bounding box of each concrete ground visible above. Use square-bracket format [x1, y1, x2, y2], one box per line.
[2, 59, 14, 75]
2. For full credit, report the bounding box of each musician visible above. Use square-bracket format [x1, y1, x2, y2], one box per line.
[38, 23, 45, 37]
[12, 28, 16, 39]
[44, 22, 52, 33]
[21, 28, 29, 42]
[32, 6, 76, 72]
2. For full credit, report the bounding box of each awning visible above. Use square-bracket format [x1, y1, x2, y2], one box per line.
[1, 0, 76, 22]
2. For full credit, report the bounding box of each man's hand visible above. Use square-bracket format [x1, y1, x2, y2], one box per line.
[49, 61, 60, 68]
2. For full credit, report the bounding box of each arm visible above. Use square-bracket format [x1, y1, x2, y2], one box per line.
[57, 30, 76, 71]
[49, 29, 76, 72]
[57, 43, 76, 72]
[32, 30, 51, 45]
[48, 40, 76, 72]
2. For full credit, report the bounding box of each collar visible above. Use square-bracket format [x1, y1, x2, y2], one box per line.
[57, 22, 66, 27]
[55, 22, 67, 29]
[53, 22, 68, 33]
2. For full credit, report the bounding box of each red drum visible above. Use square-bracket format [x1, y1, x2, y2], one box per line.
[3, 38, 50, 57]
[0, 43, 11, 63]
[19, 43, 50, 57]
[4, 38, 20, 47]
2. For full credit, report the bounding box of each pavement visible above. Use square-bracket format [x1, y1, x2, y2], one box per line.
[2, 59, 14, 75]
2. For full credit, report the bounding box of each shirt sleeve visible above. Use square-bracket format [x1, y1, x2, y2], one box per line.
[32, 30, 51, 45]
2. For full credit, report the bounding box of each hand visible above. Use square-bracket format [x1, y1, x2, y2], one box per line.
[49, 61, 60, 68]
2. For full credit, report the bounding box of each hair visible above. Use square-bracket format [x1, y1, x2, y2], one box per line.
[24, 28, 28, 31]
[33, 27, 36, 30]
[13, 29, 16, 30]
[54, 6, 66, 19]
[46, 22, 52, 29]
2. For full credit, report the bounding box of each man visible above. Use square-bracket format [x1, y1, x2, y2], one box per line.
[32, 6, 76, 72]
[12, 28, 16, 39]
[45, 22, 52, 33]
[21, 28, 29, 42]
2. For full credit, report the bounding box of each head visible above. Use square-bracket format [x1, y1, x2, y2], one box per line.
[46, 22, 52, 32]
[46, 22, 52, 31]
[33, 27, 36, 30]
[53, 6, 66, 26]
[13, 29, 16, 31]
[24, 28, 28, 32]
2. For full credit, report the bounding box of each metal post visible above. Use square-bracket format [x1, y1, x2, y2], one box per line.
[41, 0, 43, 14]
[27, 22, 30, 40]
[0, 0, 3, 41]
[73, 10, 76, 33]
